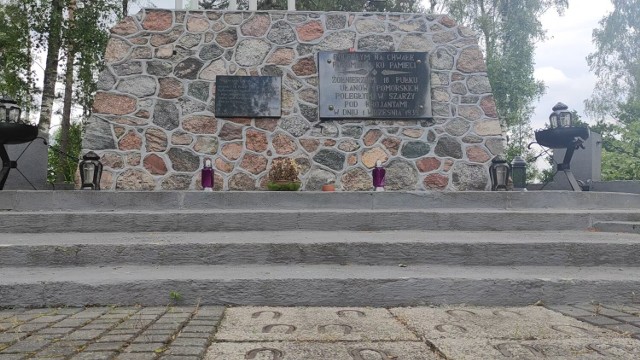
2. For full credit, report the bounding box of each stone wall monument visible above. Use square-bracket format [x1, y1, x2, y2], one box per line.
[82, 9, 505, 191]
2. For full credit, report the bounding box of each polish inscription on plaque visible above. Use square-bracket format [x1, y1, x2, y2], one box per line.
[215, 76, 282, 118]
[318, 51, 431, 119]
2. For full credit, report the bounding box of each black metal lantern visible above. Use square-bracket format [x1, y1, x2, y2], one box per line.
[511, 155, 527, 190]
[0, 96, 22, 124]
[490, 155, 510, 191]
[548, 102, 572, 129]
[79, 151, 103, 190]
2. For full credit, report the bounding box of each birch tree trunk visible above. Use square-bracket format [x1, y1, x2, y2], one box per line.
[37, 0, 64, 134]
[57, 0, 77, 183]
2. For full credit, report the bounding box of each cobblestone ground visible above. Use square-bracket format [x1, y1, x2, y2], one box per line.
[0, 304, 639, 359]
[0, 305, 222, 360]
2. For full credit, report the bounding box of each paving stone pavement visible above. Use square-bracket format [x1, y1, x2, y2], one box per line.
[0, 304, 639, 359]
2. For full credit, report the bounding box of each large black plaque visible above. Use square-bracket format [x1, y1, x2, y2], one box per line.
[215, 76, 282, 118]
[318, 52, 431, 119]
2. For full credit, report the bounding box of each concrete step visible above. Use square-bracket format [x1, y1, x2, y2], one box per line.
[592, 221, 640, 234]
[3, 190, 640, 211]
[2, 231, 640, 267]
[1, 264, 639, 307]
[2, 191, 638, 309]
[1, 209, 640, 233]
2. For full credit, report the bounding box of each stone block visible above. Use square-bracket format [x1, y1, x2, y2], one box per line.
[215, 307, 417, 341]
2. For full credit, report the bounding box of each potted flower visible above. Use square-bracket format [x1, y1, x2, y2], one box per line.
[267, 158, 301, 191]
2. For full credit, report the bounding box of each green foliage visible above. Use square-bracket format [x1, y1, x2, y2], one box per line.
[70, 1, 121, 116]
[445, 0, 567, 155]
[267, 181, 301, 191]
[2, 0, 120, 130]
[0, 1, 36, 109]
[590, 98, 640, 180]
[586, 1, 640, 180]
[47, 122, 83, 183]
[586, 0, 640, 119]
[169, 291, 183, 304]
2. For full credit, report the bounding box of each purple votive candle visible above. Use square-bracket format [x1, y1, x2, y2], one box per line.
[373, 161, 385, 189]
[202, 158, 214, 191]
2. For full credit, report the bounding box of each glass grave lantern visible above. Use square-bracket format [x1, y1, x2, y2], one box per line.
[0, 96, 22, 123]
[511, 155, 527, 191]
[79, 151, 103, 190]
[490, 155, 509, 191]
[548, 102, 574, 129]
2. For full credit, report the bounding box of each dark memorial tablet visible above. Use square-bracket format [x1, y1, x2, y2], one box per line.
[318, 51, 431, 119]
[215, 76, 282, 118]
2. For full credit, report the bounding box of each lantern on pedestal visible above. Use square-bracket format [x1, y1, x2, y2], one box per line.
[79, 151, 103, 190]
[534, 102, 589, 191]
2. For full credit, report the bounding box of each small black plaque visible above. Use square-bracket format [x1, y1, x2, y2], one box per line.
[318, 52, 431, 119]
[215, 76, 282, 118]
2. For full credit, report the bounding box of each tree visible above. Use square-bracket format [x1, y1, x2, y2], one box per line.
[0, 1, 35, 110]
[58, 0, 77, 183]
[586, 0, 639, 180]
[1, 0, 120, 185]
[443, 0, 567, 154]
[37, 0, 64, 134]
[3, 0, 119, 133]
[71, 0, 121, 115]
[586, 0, 640, 119]
[47, 0, 118, 181]
[590, 98, 640, 180]
[47, 122, 83, 183]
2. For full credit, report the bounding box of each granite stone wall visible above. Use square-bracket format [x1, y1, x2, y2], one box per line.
[82, 9, 505, 191]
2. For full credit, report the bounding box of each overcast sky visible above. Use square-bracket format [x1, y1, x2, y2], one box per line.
[532, 0, 612, 129]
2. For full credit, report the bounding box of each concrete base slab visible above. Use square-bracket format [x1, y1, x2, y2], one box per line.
[433, 338, 640, 359]
[215, 307, 417, 341]
[390, 306, 621, 340]
[205, 342, 436, 360]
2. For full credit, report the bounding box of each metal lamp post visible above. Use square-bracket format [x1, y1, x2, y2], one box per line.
[489, 155, 510, 191]
[79, 151, 103, 190]
[534, 102, 590, 191]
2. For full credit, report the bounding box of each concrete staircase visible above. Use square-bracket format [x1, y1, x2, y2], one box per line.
[1, 190, 640, 308]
